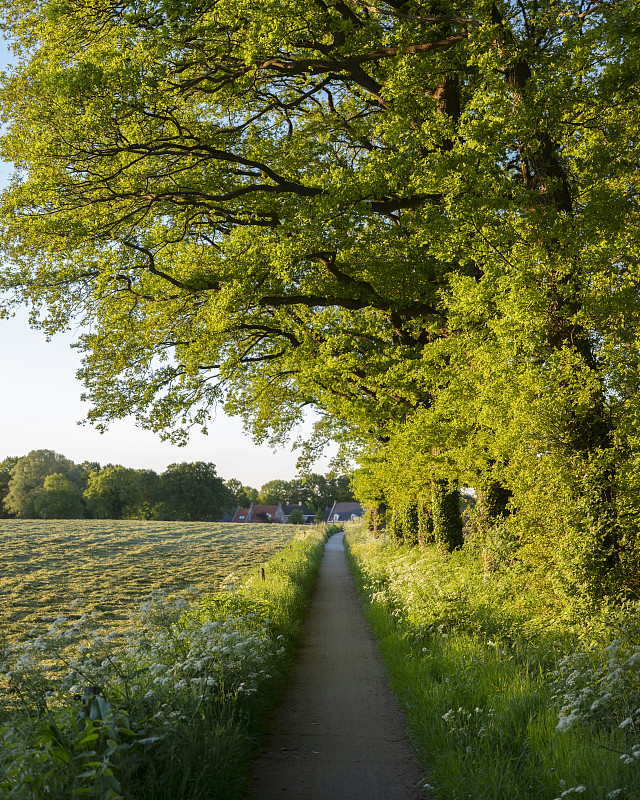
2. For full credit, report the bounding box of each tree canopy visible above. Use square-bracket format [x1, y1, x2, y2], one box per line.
[84, 465, 146, 519]
[3, 450, 82, 517]
[1, 0, 639, 593]
[34, 472, 85, 519]
[0, 456, 19, 518]
[156, 461, 232, 520]
[257, 473, 354, 509]
[225, 478, 259, 509]
[0, 450, 286, 520]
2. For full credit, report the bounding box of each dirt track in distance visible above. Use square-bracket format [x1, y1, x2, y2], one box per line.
[248, 532, 426, 800]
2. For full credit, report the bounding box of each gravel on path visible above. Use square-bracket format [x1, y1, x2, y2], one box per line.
[248, 532, 426, 800]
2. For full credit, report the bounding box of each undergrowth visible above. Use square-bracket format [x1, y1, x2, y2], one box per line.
[0, 525, 332, 799]
[345, 525, 640, 800]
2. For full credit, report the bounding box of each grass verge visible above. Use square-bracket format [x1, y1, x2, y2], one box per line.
[0, 525, 331, 800]
[345, 525, 640, 800]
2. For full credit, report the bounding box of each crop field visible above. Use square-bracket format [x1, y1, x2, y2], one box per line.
[0, 520, 297, 640]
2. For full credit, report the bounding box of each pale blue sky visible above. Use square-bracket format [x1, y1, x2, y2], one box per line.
[0, 39, 332, 488]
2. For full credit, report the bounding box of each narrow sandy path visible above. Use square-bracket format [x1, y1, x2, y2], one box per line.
[248, 532, 426, 800]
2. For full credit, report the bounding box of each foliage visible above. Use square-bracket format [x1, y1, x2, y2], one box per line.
[301, 474, 355, 513]
[345, 525, 640, 800]
[3, 450, 82, 517]
[225, 479, 258, 510]
[33, 472, 85, 519]
[257, 473, 354, 511]
[432, 481, 464, 553]
[0, 456, 19, 518]
[156, 462, 232, 521]
[84, 466, 144, 520]
[287, 508, 305, 524]
[0, 526, 328, 799]
[133, 469, 161, 520]
[0, 448, 350, 524]
[0, 0, 639, 593]
[257, 480, 297, 506]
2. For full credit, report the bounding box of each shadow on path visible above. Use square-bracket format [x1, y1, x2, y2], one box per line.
[248, 532, 426, 800]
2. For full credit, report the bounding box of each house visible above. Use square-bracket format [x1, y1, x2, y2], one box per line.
[248, 504, 285, 523]
[231, 507, 251, 522]
[281, 503, 316, 524]
[232, 503, 285, 523]
[327, 501, 364, 523]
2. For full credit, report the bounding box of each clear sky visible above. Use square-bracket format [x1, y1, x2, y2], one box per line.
[0, 40, 333, 488]
[0, 309, 331, 487]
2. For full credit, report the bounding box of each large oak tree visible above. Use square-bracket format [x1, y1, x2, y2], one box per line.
[1, 0, 639, 589]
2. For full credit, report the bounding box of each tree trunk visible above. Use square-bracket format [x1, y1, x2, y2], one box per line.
[402, 501, 419, 547]
[476, 480, 512, 577]
[432, 481, 463, 553]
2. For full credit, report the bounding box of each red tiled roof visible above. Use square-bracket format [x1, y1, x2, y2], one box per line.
[249, 505, 280, 522]
[250, 505, 279, 516]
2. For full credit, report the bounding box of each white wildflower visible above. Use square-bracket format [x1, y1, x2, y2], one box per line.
[556, 712, 580, 732]
[559, 787, 586, 797]
[625, 651, 640, 668]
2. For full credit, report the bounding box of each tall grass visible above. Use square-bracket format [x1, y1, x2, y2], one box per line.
[345, 526, 640, 800]
[0, 526, 329, 799]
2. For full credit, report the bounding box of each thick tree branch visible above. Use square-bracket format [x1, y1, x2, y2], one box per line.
[344, 0, 481, 26]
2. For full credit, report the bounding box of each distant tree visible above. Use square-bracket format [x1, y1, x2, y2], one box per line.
[256, 473, 354, 510]
[225, 478, 258, 509]
[84, 466, 143, 519]
[78, 461, 101, 491]
[258, 479, 297, 506]
[288, 508, 305, 525]
[238, 486, 258, 508]
[4, 450, 81, 517]
[158, 462, 231, 521]
[135, 469, 161, 519]
[34, 473, 85, 519]
[331, 475, 355, 503]
[300, 473, 355, 513]
[0, 456, 19, 518]
[296, 474, 329, 511]
[225, 478, 243, 501]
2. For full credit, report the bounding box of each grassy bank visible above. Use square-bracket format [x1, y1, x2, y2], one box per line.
[345, 526, 640, 800]
[1, 525, 331, 800]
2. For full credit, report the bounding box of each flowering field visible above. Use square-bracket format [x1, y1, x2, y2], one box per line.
[0, 524, 330, 799]
[0, 520, 297, 640]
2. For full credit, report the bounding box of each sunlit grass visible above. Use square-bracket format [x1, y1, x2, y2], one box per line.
[0, 520, 297, 639]
[345, 526, 640, 800]
[0, 523, 329, 799]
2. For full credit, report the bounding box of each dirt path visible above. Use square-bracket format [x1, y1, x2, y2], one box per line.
[248, 532, 426, 800]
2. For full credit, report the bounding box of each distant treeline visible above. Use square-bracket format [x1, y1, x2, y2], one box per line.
[0, 450, 353, 521]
